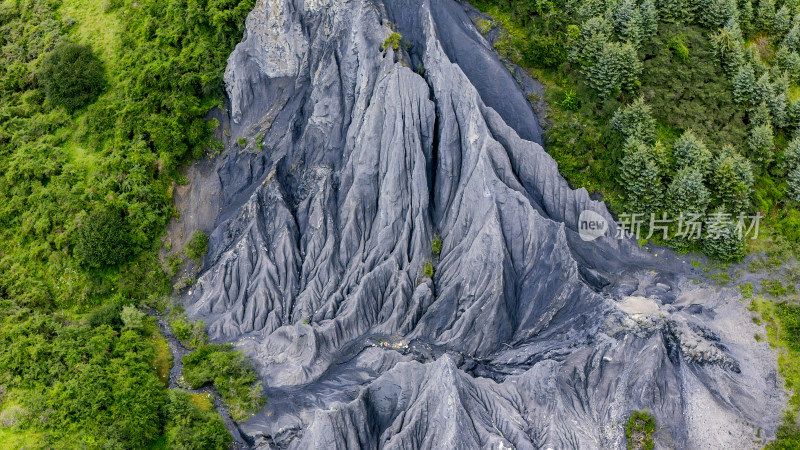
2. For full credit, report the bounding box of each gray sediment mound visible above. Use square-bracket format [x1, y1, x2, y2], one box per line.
[177, 0, 785, 447]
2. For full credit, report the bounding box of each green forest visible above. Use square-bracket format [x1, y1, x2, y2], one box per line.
[475, 0, 800, 262]
[0, 0, 260, 447]
[472, 0, 800, 446]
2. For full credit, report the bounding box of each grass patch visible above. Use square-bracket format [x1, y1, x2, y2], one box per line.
[150, 319, 174, 387]
[0, 427, 47, 449]
[59, 0, 121, 69]
[189, 392, 215, 412]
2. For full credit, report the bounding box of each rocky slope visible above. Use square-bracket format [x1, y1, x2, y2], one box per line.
[176, 0, 785, 447]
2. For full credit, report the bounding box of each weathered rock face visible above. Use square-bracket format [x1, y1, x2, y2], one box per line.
[180, 0, 784, 447]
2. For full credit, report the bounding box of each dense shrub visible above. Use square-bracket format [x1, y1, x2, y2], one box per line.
[185, 231, 210, 263]
[73, 207, 134, 268]
[165, 390, 231, 450]
[182, 344, 263, 421]
[523, 34, 565, 68]
[38, 42, 106, 112]
[88, 303, 123, 329]
[121, 305, 145, 330]
[0, 307, 167, 446]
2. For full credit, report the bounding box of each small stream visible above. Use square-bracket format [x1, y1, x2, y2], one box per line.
[151, 311, 254, 449]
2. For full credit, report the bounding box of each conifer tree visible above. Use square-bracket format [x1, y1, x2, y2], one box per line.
[775, 5, 793, 35]
[641, 0, 659, 40]
[775, 47, 800, 83]
[658, 0, 692, 22]
[749, 101, 772, 127]
[788, 167, 800, 202]
[712, 146, 754, 214]
[712, 19, 745, 75]
[702, 207, 746, 261]
[756, 0, 776, 31]
[610, 97, 658, 144]
[788, 100, 800, 130]
[612, 0, 644, 46]
[753, 72, 774, 105]
[732, 63, 756, 104]
[784, 136, 800, 171]
[618, 138, 664, 213]
[748, 122, 775, 166]
[570, 16, 612, 66]
[698, 0, 739, 28]
[585, 41, 642, 97]
[739, 0, 755, 33]
[674, 130, 713, 173]
[667, 167, 711, 215]
[783, 20, 800, 52]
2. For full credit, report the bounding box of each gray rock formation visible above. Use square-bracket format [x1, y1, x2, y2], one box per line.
[179, 0, 785, 447]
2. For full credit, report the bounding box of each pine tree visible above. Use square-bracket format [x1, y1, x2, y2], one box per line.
[775, 6, 793, 35]
[732, 63, 756, 104]
[740, 0, 755, 33]
[658, 0, 692, 23]
[775, 47, 800, 84]
[749, 101, 772, 126]
[585, 41, 642, 97]
[576, 0, 607, 21]
[712, 19, 745, 76]
[698, 0, 739, 28]
[641, 0, 659, 40]
[787, 166, 800, 202]
[712, 146, 754, 214]
[748, 122, 775, 166]
[769, 88, 789, 128]
[702, 207, 746, 261]
[785, 19, 800, 52]
[756, 0, 776, 31]
[570, 16, 612, 66]
[753, 72, 774, 105]
[611, 0, 644, 46]
[674, 129, 713, 173]
[784, 136, 800, 171]
[618, 138, 664, 213]
[667, 167, 711, 215]
[610, 97, 658, 144]
[745, 42, 770, 72]
[788, 100, 800, 130]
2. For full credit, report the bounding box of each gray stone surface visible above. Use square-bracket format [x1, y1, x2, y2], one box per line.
[178, 0, 785, 447]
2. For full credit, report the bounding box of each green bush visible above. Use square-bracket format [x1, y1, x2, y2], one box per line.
[381, 33, 402, 51]
[185, 231, 209, 263]
[73, 207, 134, 269]
[38, 42, 106, 112]
[561, 88, 579, 111]
[523, 34, 565, 68]
[625, 410, 656, 450]
[423, 262, 434, 278]
[431, 236, 442, 257]
[120, 305, 145, 330]
[88, 303, 123, 329]
[171, 317, 207, 349]
[668, 36, 689, 61]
